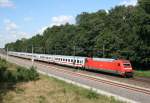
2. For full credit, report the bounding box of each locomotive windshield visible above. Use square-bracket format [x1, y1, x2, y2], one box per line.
[123, 63, 130, 67]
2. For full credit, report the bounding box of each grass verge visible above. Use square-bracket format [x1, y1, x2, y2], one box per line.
[134, 70, 150, 78]
[1, 75, 125, 103]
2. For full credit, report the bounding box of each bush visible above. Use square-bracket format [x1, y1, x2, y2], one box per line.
[86, 89, 99, 99]
[28, 66, 39, 80]
[0, 59, 8, 82]
[0, 58, 7, 70]
[0, 58, 39, 83]
[16, 66, 39, 82]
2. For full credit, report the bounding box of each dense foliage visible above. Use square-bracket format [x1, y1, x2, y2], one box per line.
[5, 0, 150, 69]
[0, 58, 39, 82]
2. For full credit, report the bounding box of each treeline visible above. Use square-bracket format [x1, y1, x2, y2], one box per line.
[5, 0, 150, 69]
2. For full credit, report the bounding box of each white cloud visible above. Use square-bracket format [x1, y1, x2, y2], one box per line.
[105, 9, 109, 13]
[1, 19, 31, 48]
[38, 15, 75, 34]
[3, 19, 29, 38]
[38, 26, 48, 34]
[50, 15, 75, 27]
[23, 17, 33, 22]
[119, 0, 137, 6]
[4, 19, 18, 32]
[0, 0, 15, 8]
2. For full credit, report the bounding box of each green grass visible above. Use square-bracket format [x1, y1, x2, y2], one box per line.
[1, 74, 125, 103]
[45, 75, 124, 103]
[134, 70, 150, 77]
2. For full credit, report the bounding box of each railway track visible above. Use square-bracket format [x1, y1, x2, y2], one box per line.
[132, 77, 150, 83]
[35, 60, 150, 86]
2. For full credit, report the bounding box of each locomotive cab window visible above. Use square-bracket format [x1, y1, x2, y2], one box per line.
[123, 63, 130, 67]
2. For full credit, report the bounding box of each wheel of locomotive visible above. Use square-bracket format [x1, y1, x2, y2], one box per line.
[125, 72, 133, 78]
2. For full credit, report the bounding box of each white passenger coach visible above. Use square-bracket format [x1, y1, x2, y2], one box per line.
[8, 51, 86, 67]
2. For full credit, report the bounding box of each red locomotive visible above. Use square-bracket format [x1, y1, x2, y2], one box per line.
[85, 58, 133, 77]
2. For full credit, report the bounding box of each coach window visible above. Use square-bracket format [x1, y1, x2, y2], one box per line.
[79, 60, 81, 64]
[68, 59, 70, 62]
[71, 59, 73, 62]
[77, 60, 79, 64]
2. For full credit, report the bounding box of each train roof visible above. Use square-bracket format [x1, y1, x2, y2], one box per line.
[39, 54, 86, 59]
[10, 51, 86, 59]
[92, 58, 115, 62]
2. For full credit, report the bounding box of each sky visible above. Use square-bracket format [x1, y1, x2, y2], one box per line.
[0, 0, 137, 48]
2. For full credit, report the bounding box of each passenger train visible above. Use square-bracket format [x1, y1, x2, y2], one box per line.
[8, 51, 133, 77]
